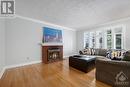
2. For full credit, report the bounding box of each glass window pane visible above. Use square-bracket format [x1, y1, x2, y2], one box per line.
[91, 32, 96, 48]
[96, 31, 103, 48]
[107, 35, 112, 49]
[116, 34, 122, 49]
[107, 30, 111, 34]
[84, 32, 89, 48]
[107, 30, 112, 49]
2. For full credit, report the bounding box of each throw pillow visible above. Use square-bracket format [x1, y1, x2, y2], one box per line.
[87, 48, 91, 55]
[79, 51, 83, 55]
[106, 50, 112, 59]
[106, 50, 122, 59]
[91, 48, 95, 55]
[83, 49, 88, 54]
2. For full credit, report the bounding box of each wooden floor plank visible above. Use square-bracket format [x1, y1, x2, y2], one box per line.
[0, 59, 111, 87]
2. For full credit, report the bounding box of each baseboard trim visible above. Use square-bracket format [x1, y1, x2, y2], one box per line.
[63, 56, 69, 58]
[0, 67, 6, 79]
[5, 60, 42, 69]
[0, 60, 42, 79]
[63, 54, 77, 58]
[0, 56, 75, 79]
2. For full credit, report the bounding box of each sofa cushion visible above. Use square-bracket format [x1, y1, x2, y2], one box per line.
[123, 50, 130, 61]
[98, 49, 107, 57]
[94, 49, 100, 55]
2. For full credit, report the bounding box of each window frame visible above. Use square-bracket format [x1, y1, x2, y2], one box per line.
[83, 25, 126, 50]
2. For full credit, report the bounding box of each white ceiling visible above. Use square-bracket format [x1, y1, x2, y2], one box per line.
[16, 0, 130, 30]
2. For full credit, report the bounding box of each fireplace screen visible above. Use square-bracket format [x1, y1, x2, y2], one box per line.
[48, 48, 60, 61]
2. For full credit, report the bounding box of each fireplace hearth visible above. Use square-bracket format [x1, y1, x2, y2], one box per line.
[42, 45, 63, 63]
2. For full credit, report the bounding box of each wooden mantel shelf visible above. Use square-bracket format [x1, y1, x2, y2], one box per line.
[41, 43, 63, 46]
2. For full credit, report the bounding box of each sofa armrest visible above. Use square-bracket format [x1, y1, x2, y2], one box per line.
[96, 59, 130, 86]
[96, 58, 130, 68]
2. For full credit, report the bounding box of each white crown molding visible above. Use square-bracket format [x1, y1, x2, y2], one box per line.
[15, 15, 76, 31]
[98, 16, 130, 27]
[78, 16, 130, 31]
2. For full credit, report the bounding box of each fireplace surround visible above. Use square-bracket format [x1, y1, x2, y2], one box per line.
[42, 45, 63, 63]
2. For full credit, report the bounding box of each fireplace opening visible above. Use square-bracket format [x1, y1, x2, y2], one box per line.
[48, 48, 61, 62]
[42, 45, 63, 63]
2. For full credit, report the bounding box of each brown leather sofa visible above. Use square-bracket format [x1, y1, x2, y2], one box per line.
[96, 57, 130, 87]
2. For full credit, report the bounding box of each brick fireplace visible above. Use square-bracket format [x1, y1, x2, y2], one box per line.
[42, 45, 63, 63]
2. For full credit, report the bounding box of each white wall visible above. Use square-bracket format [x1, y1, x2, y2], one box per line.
[5, 17, 77, 66]
[63, 29, 77, 57]
[4, 16, 130, 66]
[0, 19, 5, 73]
[77, 18, 130, 51]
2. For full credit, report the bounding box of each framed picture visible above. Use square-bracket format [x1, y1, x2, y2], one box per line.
[43, 27, 62, 43]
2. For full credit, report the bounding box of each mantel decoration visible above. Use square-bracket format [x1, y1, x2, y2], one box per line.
[43, 27, 62, 43]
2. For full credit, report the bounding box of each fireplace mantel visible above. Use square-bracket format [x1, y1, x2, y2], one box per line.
[42, 45, 63, 64]
[41, 43, 63, 46]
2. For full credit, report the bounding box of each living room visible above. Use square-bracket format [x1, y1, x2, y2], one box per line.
[0, 0, 130, 87]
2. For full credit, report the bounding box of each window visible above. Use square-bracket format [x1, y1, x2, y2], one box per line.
[107, 30, 112, 49]
[115, 34, 122, 49]
[84, 31, 104, 48]
[106, 26, 124, 49]
[90, 32, 96, 48]
[114, 27, 123, 49]
[84, 25, 125, 49]
[84, 32, 89, 48]
[96, 31, 103, 48]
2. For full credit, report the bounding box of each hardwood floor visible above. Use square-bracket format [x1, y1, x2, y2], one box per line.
[0, 59, 111, 87]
